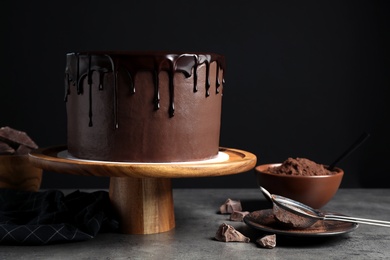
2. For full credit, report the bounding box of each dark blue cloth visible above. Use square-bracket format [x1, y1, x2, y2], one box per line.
[0, 189, 119, 245]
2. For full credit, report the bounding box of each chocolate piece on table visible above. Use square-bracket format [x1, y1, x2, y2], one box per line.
[0, 141, 15, 155]
[219, 198, 242, 214]
[256, 234, 276, 249]
[0, 126, 38, 149]
[229, 211, 250, 222]
[214, 223, 250, 243]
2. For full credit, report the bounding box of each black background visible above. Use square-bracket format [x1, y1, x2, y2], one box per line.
[1, 0, 389, 189]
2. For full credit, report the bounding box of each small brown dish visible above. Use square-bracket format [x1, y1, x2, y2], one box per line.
[255, 163, 344, 209]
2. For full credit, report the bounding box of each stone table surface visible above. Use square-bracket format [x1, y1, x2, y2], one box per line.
[1, 188, 390, 259]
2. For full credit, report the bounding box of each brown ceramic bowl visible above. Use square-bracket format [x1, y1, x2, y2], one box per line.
[255, 163, 344, 209]
[0, 155, 43, 192]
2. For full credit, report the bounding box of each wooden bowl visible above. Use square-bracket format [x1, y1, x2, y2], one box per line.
[255, 163, 344, 209]
[0, 155, 42, 191]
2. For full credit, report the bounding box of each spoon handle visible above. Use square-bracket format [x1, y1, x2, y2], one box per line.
[324, 214, 390, 227]
[328, 132, 370, 170]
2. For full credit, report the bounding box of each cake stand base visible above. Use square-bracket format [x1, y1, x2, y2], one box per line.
[29, 146, 257, 234]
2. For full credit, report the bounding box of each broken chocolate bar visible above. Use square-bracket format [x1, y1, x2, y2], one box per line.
[272, 203, 314, 229]
[0, 126, 38, 155]
[16, 145, 34, 155]
[230, 211, 250, 222]
[256, 234, 276, 249]
[0, 141, 15, 155]
[219, 198, 242, 214]
[214, 223, 250, 243]
[0, 126, 38, 150]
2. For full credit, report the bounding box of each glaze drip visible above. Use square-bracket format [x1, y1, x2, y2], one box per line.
[64, 52, 225, 127]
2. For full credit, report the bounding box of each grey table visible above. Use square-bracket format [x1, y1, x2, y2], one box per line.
[1, 188, 390, 259]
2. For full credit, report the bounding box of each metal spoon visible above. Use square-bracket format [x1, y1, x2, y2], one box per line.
[260, 186, 390, 229]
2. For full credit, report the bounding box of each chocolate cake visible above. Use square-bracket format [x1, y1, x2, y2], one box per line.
[64, 52, 225, 162]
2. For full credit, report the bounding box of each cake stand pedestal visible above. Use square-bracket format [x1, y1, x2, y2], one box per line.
[29, 146, 257, 234]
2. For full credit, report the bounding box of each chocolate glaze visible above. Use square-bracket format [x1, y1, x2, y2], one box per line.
[65, 52, 225, 128]
[65, 51, 225, 162]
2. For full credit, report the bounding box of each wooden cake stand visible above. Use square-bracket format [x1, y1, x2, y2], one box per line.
[29, 146, 257, 235]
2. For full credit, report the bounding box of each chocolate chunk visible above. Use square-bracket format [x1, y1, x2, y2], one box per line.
[256, 234, 276, 249]
[0, 141, 15, 155]
[214, 223, 250, 243]
[16, 145, 33, 155]
[0, 126, 38, 150]
[219, 198, 242, 214]
[272, 203, 315, 229]
[230, 211, 250, 222]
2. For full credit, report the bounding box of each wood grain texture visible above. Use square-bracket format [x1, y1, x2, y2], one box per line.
[0, 155, 42, 191]
[28, 145, 257, 178]
[109, 177, 175, 234]
[29, 145, 257, 234]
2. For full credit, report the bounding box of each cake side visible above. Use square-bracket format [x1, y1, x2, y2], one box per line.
[65, 52, 225, 162]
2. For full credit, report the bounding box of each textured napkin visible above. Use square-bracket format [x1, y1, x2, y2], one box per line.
[0, 189, 119, 245]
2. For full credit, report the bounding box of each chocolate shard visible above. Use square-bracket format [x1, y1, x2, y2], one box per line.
[0, 141, 15, 155]
[0, 126, 38, 149]
[272, 203, 312, 229]
[256, 234, 276, 249]
[214, 223, 250, 243]
[230, 211, 250, 222]
[219, 198, 242, 214]
[16, 145, 33, 155]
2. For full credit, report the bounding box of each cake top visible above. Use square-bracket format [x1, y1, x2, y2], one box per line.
[64, 51, 226, 127]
